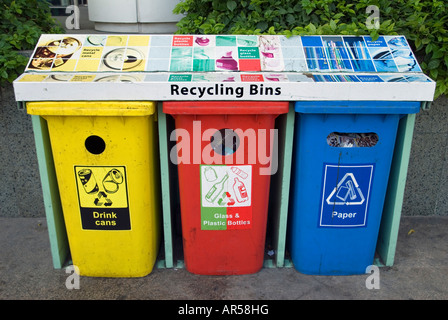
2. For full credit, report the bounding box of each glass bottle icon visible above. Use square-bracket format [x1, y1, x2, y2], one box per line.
[233, 178, 248, 203]
[205, 173, 229, 203]
[204, 166, 217, 182]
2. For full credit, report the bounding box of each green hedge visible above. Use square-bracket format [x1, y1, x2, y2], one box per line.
[0, 0, 64, 83]
[174, 0, 447, 98]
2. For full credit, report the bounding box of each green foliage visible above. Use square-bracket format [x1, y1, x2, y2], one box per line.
[0, 0, 65, 83]
[403, 0, 448, 98]
[174, 0, 448, 98]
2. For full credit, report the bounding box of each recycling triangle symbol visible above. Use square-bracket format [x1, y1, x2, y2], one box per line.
[326, 173, 365, 206]
[94, 191, 113, 207]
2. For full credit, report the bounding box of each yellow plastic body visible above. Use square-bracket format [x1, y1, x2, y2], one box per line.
[27, 101, 160, 277]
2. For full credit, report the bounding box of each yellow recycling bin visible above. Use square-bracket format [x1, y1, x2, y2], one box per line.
[27, 101, 160, 277]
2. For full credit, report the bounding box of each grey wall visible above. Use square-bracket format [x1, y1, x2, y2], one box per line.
[402, 95, 448, 216]
[1, 83, 446, 217]
[1, 84, 44, 217]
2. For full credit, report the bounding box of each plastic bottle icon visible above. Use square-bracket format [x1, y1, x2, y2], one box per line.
[231, 166, 248, 179]
[233, 178, 248, 203]
[205, 173, 229, 203]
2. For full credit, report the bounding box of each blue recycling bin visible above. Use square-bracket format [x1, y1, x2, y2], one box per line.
[289, 101, 420, 275]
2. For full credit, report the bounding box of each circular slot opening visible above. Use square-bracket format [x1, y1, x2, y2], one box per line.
[85, 135, 106, 154]
[210, 128, 240, 156]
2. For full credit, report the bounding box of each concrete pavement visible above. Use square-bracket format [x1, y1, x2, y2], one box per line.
[1, 215, 447, 301]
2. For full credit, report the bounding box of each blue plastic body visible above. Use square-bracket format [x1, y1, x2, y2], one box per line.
[289, 101, 420, 275]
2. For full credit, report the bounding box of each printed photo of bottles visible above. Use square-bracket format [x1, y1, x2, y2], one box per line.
[302, 35, 421, 73]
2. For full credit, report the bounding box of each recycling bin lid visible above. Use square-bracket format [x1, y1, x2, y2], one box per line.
[27, 101, 156, 116]
[294, 101, 421, 114]
[14, 34, 435, 103]
[163, 101, 289, 115]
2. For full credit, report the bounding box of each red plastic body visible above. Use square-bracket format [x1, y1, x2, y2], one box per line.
[164, 101, 289, 275]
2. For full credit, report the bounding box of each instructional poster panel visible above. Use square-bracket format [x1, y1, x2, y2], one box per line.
[25, 34, 422, 74]
[75, 166, 131, 230]
[200, 165, 252, 230]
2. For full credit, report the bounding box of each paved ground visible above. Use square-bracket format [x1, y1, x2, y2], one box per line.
[1, 215, 447, 303]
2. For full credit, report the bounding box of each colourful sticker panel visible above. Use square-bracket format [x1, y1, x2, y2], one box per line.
[26, 34, 422, 74]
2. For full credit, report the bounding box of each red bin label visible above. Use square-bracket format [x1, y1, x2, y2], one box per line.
[200, 165, 252, 230]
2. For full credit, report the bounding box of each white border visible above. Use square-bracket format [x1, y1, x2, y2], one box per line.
[13, 74, 436, 102]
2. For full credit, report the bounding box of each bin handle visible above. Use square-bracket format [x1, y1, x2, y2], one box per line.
[26, 101, 156, 117]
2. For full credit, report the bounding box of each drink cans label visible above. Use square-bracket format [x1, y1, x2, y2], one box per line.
[75, 165, 131, 230]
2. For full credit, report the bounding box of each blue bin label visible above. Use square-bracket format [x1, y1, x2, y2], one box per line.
[319, 163, 374, 228]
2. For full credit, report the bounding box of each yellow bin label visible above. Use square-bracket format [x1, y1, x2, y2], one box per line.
[75, 165, 130, 230]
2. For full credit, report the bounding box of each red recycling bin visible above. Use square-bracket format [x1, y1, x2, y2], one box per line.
[164, 101, 289, 275]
